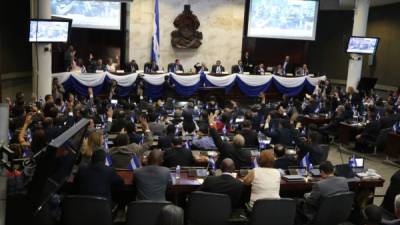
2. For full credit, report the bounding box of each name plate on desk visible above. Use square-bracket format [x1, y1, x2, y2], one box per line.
[95, 70, 104, 73]
[221, 72, 229, 75]
[156, 70, 165, 73]
[136, 70, 144, 73]
[243, 72, 250, 75]
[116, 70, 125, 74]
[176, 70, 184, 74]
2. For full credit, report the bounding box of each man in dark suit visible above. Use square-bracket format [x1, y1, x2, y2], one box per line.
[355, 111, 381, 151]
[133, 150, 172, 201]
[144, 60, 159, 73]
[200, 158, 244, 209]
[163, 137, 195, 168]
[380, 107, 397, 129]
[346, 86, 361, 106]
[209, 113, 251, 169]
[126, 59, 139, 73]
[319, 105, 346, 138]
[296, 131, 324, 165]
[254, 63, 266, 75]
[242, 51, 253, 72]
[381, 170, 400, 213]
[265, 119, 296, 147]
[211, 60, 225, 74]
[238, 120, 259, 148]
[158, 124, 176, 149]
[273, 144, 297, 170]
[300, 161, 349, 222]
[74, 150, 124, 200]
[231, 60, 244, 74]
[282, 56, 293, 75]
[168, 59, 184, 73]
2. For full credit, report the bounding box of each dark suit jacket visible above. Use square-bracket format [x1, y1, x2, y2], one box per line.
[163, 147, 195, 168]
[74, 163, 124, 200]
[361, 119, 382, 142]
[158, 134, 174, 149]
[296, 137, 324, 165]
[211, 65, 225, 73]
[168, 63, 184, 73]
[274, 156, 297, 170]
[210, 127, 251, 169]
[231, 65, 244, 74]
[381, 170, 400, 213]
[380, 116, 397, 129]
[265, 127, 296, 147]
[282, 62, 293, 74]
[239, 128, 259, 148]
[200, 174, 244, 209]
[144, 63, 159, 73]
[125, 63, 139, 73]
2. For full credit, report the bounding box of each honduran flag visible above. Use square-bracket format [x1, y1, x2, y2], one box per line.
[151, 0, 160, 66]
[128, 155, 141, 170]
[300, 152, 310, 168]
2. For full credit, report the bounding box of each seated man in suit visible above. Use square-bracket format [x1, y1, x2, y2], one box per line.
[95, 59, 106, 71]
[148, 112, 167, 136]
[254, 63, 266, 75]
[126, 59, 139, 73]
[296, 64, 310, 76]
[273, 144, 297, 170]
[194, 62, 208, 73]
[168, 59, 184, 73]
[209, 113, 251, 169]
[158, 124, 176, 149]
[299, 161, 349, 222]
[200, 158, 244, 209]
[211, 60, 225, 74]
[238, 120, 259, 148]
[163, 137, 195, 168]
[144, 60, 159, 73]
[74, 149, 124, 200]
[231, 60, 244, 74]
[355, 111, 381, 152]
[319, 105, 346, 139]
[273, 64, 284, 76]
[133, 149, 172, 201]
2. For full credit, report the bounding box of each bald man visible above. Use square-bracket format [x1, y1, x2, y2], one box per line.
[200, 158, 244, 209]
[133, 150, 172, 201]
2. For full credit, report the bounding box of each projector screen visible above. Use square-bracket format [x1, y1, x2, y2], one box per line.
[51, 0, 121, 30]
[247, 0, 319, 41]
[347, 37, 379, 54]
[29, 20, 71, 43]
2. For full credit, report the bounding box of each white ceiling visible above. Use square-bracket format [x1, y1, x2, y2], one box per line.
[320, 0, 400, 10]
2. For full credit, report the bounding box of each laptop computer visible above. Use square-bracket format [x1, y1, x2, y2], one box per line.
[349, 157, 365, 173]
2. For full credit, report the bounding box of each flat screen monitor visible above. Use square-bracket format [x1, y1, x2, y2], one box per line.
[346, 37, 379, 54]
[247, 0, 319, 41]
[51, 0, 121, 30]
[29, 19, 71, 43]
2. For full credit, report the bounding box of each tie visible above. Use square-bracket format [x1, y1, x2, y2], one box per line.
[217, 66, 221, 73]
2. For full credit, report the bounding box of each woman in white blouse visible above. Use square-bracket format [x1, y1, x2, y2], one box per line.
[243, 150, 281, 207]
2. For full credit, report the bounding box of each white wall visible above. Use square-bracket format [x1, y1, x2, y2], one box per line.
[129, 0, 245, 72]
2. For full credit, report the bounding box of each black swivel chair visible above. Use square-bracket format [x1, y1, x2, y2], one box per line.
[187, 191, 231, 225]
[61, 195, 112, 225]
[126, 200, 171, 225]
[249, 198, 296, 225]
[311, 192, 355, 225]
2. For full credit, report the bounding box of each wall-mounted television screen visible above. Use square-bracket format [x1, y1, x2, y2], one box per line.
[51, 0, 121, 30]
[346, 36, 380, 54]
[247, 0, 319, 41]
[29, 19, 71, 43]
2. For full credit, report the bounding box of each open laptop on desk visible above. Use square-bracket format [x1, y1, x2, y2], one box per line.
[349, 157, 366, 173]
[288, 166, 307, 176]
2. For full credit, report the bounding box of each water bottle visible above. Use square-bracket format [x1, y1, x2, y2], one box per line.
[175, 165, 181, 179]
[308, 163, 313, 173]
[222, 125, 227, 136]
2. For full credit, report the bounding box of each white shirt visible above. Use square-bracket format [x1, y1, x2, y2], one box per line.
[250, 167, 281, 207]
